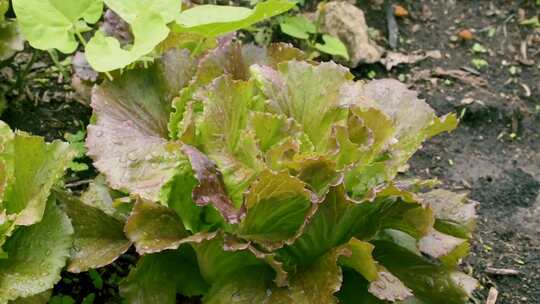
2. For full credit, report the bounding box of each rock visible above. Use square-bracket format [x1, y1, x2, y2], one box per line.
[318, 1, 384, 67]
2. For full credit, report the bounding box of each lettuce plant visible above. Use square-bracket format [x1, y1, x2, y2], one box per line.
[85, 39, 478, 303]
[0, 122, 131, 303]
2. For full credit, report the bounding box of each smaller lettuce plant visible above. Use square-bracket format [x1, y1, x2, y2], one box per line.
[0, 122, 131, 303]
[85, 38, 478, 303]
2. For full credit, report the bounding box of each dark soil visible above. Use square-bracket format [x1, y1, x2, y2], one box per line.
[358, 1, 539, 303]
[1, 0, 538, 303]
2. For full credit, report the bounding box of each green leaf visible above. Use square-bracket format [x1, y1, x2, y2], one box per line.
[10, 290, 52, 304]
[418, 228, 469, 267]
[103, 0, 181, 23]
[85, 0, 183, 71]
[88, 270, 103, 289]
[64, 130, 86, 157]
[55, 191, 131, 273]
[339, 238, 417, 302]
[0, 126, 13, 202]
[315, 34, 349, 60]
[338, 269, 420, 304]
[0, 211, 15, 259]
[120, 247, 208, 304]
[0, 200, 74, 303]
[344, 80, 458, 195]
[124, 200, 188, 254]
[288, 156, 342, 199]
[265, 247, 348, 303]
[204, 247, 347, 304]
[471, 58, 488, 70]
[519, 16, 540, 27]
[238, 170, 314, 250]
[357, 79, 435, 140]
[471, 43, 487, 54]
[81, 293, 95, 304]
[193, 40, 306, 88]
[339, 238, 378, 281]
[278, 185, 358, 266]
[280, 185, 432, 267]
[156, 32, 217, 56]
[2, 132, 76, 226]
[49, 295, 75, 304]
[371, 238, 477, 304]
[203, 266, 274, 304]
[251, 61, 353, 151]
[80, 175, 130, 222]
[195, 76, 264, 206]
[0, 20, 24, 61]
[13, 0, 103, 53]
[192, 234, 271, 284]
[174, 0, 295, 37]
[86, 10, 169, 72]
[159, 158, 209, 233]
[279, 15, 316, 40]
[337, 269, 382, 304]
[0, 0, 7, 20]
[420, 189, 477, 239]
[248, 111, 301, 153]
[177, 232, 288, 291]
[86, 49, 196, 202]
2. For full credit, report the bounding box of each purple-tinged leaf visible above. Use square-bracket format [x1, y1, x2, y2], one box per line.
[182, 145, 245, 224]
[238, 170, 315, 251]
[125, 200, 187, 255]
[368, 268, 413, 302]
[55, 191, 131, 273]
[86, 49, 196, 202]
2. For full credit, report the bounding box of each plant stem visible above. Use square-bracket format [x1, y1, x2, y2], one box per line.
[75, 30, 114, 81]
[191, 37, 207, 58]
[75, 31, 87, 48]
[10, 49, 38, 93]
[47, 49, 70, 80]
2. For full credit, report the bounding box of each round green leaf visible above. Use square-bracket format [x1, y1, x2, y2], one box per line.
[13, 0, 103, 53]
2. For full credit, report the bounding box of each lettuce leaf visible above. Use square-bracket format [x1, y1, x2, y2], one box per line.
[0, 200, 73, 303]
[2, 131, 75, 226]
[120, 246, 208, 304]
[83, 38, 477, 303]
[86, 49, 197, 202]
[56, 191, 131, 273]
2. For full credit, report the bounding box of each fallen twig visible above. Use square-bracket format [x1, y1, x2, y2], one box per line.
[386, 1, 399, 49]
[485, 267, 519, 276]
[381, 50, 441, 71]
[433, 67, 488, 87]
[65, 179, 94, 188]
